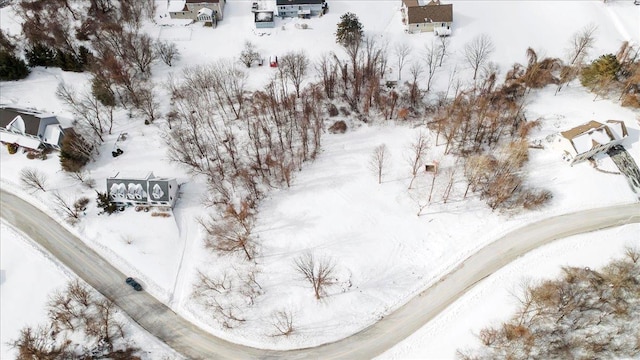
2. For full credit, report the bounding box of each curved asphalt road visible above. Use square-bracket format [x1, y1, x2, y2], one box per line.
[1, 188, 639, 359]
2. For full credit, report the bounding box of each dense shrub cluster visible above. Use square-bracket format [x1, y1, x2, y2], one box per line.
[459, 249, 640, 360]
[10, 280, 140, 359]
[59, 129, 92, 172]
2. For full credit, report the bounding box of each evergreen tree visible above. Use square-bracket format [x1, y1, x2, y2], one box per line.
[580, 54, 621, 89]
[335, 12, 363, 47]
[0, 50, 30, 81]
[96, 191, 118, 214]
[25, 43, 57, 67]
[91, 76, 116, 107]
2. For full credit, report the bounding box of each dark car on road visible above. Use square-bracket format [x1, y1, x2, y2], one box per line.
[125, 277, 143, 291]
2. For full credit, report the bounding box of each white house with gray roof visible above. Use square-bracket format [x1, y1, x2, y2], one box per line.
[0, 105, 65, 151]
[107, 171, 179, 208]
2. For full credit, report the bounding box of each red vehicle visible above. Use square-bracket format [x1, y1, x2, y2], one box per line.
[269, 55, 278, 67]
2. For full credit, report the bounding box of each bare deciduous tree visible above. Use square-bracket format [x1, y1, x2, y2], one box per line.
[442, 168, 456, 203]
[407, 131, 430, 189]
[437, 36, 450, 66]
[239, 40, 260, 68]
[192, 265, 261, 328]
[125, 32, 156, 76]
[280, 50, 309, 97]
[370, 144, 389, 184]
[568, 23, 597, 66]
[56, 82, 110, 141]
[136, 84, 159, 124]
[294, 253, 337, 300]
[315, 53, 338, 99]
[464, 34, 495, 81]
[154, 40, 180, 67]
[52, 191, 88, 223]
[68, 170, 96, 188]
[408, 61, 423, 107]
[271, 308, 294, 336]
[20, 167, 47, 192]
[625, 245, 640, 263]
[199, 211, 256, 261]
[394, 42, 412, 81]
[10, 325, 72, 359]
[424, 41, 439, 92]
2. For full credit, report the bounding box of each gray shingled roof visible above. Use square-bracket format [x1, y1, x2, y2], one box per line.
[0, 107, 42, 136]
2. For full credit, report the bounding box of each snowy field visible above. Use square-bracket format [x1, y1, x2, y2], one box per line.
[378, 223, 640, 359]
[1, 0, 639, 353]
[0, 222, 181, 360]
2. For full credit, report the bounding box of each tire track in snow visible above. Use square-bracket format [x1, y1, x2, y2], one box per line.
[603, 2, 634, 42]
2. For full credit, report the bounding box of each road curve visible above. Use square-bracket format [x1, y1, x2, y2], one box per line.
[1, 188, 639, 359]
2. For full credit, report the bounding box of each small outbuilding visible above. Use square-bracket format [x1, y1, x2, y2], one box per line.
[255, 10, 275, 28]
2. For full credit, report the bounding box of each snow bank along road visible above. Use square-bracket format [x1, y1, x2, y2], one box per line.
[1, 188, 639, 359]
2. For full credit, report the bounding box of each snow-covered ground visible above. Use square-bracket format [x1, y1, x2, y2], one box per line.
[378, 223, 640, 359]
[1, 0, 639, 353]
[0, 221, 181, 360]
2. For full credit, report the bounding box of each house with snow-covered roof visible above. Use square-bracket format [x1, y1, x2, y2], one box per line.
[403, 0, 453, 35]
[0, 105, 65, 151]
[168, 0, 224, 24]
[276, 0, 327, 18]
[554, 120, 628, 165]
[107, 171, 178, 208]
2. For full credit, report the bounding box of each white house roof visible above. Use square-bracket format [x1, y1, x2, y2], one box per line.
[571, 128, 612, 154]
[42, 124, 63, 146]
[605, 120, 628, 140]
[168, 0, 186, 12]
[198, 7, 213, 16]
[0, 131, 42, 150]
[255, 10, 274, 22]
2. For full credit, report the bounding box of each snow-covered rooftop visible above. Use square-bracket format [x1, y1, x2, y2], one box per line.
[167, 0, 186, 13]
[42, 124, 62, 146]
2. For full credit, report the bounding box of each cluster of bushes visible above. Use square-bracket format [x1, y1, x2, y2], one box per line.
[6, 142, 19, 154]
[10, 280, 141, 359]
[459, 247, 640, 359]
[59, 129, 92, 172]
[579, 42, 640, 106]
